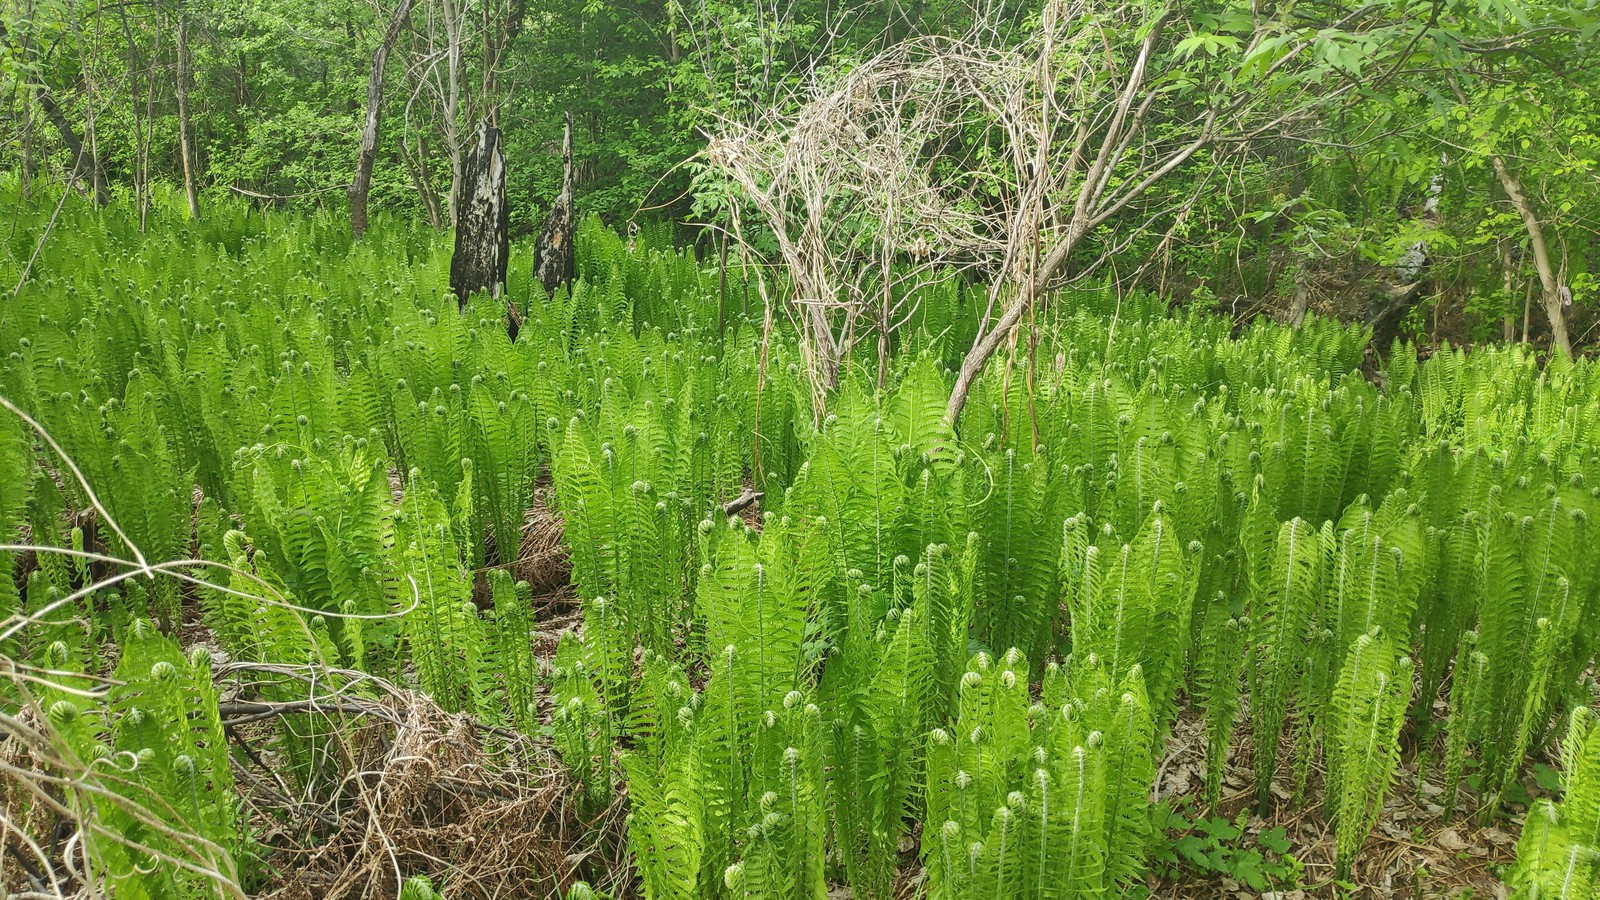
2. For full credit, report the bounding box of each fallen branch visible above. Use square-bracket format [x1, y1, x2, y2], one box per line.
[722, 488, 764, 517]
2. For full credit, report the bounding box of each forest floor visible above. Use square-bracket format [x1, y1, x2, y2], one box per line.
[1145, 712, 1522, 899]
[219, 487, 1529, 900]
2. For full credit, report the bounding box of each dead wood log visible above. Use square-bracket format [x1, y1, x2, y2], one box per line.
[722, 488, 763, 517]
[1367, 280, 1425, 349]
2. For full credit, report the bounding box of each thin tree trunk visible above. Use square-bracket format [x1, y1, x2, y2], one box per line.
[1288, 268, 1310, 329]
[947, 281, 1029, 422]
[143, 21, 160, 226]
[1490, 155, 1570, 356]
[1449, 75, 1570, 356]
[442, 0, 464, 225]
[1522, 280, 1533, 345]
[176, 3, 201, 219]
[946, 18, 1171, 424]
[70, 7, 110, 208]
[115, 1, 149, 228]
[717, 230, 728, 336]
[402, 131, 444, 228]
[350, 0, 418, 238]
[1500, 240, 1513, 342]
[35, 88, 108, 205]
[20, 86, 35, 200]
[13, 2, 37, 199]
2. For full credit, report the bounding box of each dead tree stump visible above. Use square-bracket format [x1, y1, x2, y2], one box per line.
[451, 120, 519, 337]
[534, 111, 576, 297]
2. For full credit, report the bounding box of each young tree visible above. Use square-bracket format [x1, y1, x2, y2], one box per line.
[351, 0, 420, 237]
[1434, 3, 1598, 358]
[175, 0, 200, 219]
[2, 9, 108, 205]
[712, 0, 1415, 420]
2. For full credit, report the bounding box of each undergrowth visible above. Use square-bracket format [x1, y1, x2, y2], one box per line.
[1, 192, 1598, 898]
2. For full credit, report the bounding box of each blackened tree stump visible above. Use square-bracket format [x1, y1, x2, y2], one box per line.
[534, 110, 576, 298]
[451, 120, 519, 337]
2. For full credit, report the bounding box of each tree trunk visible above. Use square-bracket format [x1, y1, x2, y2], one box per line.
[114, 0, 149, 228]
[1522, 280, 1534, 345]
[176, 4, 201, 219]
[35, 88, 108, 206]
[1367, 280, 1425, 349]
[450, 120, 516, 335]
[8, 8, 37, 199]
[350, 0, 417, 238]
[1287, 267, 1310, 329]
[533, 110, 576, 297]
[1449, 75, 1571, 356]
[142, 18, 160, 227]
[947, 282, 1031, 423]
[1489, 154, 1571, 357]
[403, 131, 445, 228]
[441, 0, 465, 226]
[20, 84, 35, 200]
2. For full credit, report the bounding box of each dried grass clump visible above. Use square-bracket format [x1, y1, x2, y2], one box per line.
[514, 482, 571, 599]
[230, 667, 625, 900]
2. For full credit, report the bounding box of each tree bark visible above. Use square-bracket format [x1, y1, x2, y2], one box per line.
[9, 8, 36, 199]
[441, 0, 465, 225]
[20, 98, 35, 199]
[403, 131, 445, 228]
[1489, 154, 1571, 357]
[1501, 240, 1516, 343]
[176, 3, 201, 219]
[450, 121, 515, 335]
[533, 110, 576, 297]
[114, 0, 150, 228]
[350, 0, 418, 238]
[1367, 280, 1425, 349]
[35, 88, 108, 206]
[946, 281, 1032, 422]
[1287, 271, 1310, 329]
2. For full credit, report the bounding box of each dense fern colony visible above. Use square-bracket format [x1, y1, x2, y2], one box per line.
[3, 197, 1600, 897]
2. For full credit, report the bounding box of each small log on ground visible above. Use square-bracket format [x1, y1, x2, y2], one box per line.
[450, 120, 519, 338]
[722, 488, 763, 518]
[1367, 280, 1425, 349]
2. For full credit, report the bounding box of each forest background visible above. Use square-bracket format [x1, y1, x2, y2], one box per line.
[2, 0, 1598, 352]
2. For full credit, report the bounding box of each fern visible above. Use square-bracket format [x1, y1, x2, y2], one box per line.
[974, 446, 1059, 662]
[1061, 506, 1196, 721]
[11, 200, 1600, 900]
[1506, 708, 1600, 898]
[0, 409, 34, 648]
[623, 746, 705, 900]
[399, 875, 448, 900]
[395, 472, 492, 717]
[491, 570, 539, 733]
[922, 649, 1154, 899]
[1192, 590, 1247, 812]
[1442, 633, 1490, 819]
[199, 528, 317, 664]
[550, 632, 615, 805]
[1247, 516, 1323, 810]
[1326, 630, 1412, 879]
[90, 620, 247, 896]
